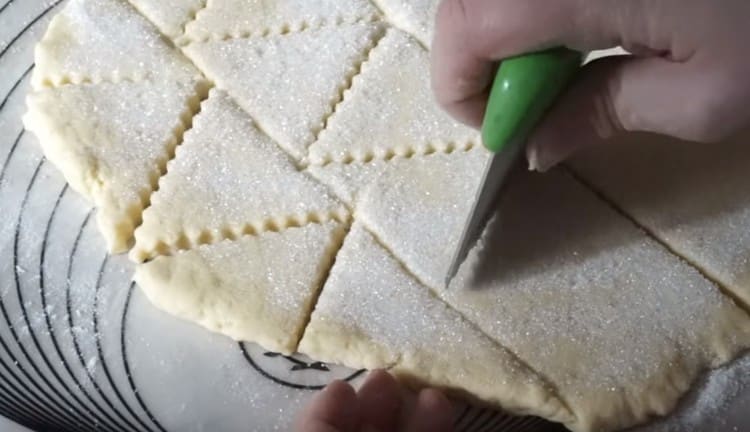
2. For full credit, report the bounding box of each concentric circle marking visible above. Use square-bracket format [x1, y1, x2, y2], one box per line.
[120, 282, 170, 432]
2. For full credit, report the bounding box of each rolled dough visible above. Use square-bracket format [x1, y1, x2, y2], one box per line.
[298, 223, 574, 425]
[184, 23, 385, 160]
[131, 90, 347, 262]
[128, 0, 205, 39]
[184, 0, 379, 42]
[136, 221, 345, 355]
[308, 29, 478, 165]
[32, 0, 201, 88]
[23, 79, 207, 252]
[571, 132, 750, 310]
[441, 169, 750, 432]
[24, 1, 750, 431]
[372, 0, 442, 47]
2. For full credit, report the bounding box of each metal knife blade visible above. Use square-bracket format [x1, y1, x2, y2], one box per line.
[445, 137, 525, 286]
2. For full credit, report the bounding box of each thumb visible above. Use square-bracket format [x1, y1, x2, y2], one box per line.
[526, 54, 738, 172]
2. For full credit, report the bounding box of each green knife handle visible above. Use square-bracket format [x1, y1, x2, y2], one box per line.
[481, 48, 583, 154]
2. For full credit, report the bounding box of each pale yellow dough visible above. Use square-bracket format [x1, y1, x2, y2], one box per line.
[32, 0, 201, 88]
[373, 0, 442, 46]
[571, 132, 750, 309]
[128, 0, 205, 39]
[131, 90, 347, 262]
[26, 1, 750, 431]
[135, 221, 345, 354]
[184, 0, 379, 42]
[442, 170, 750, 432]
[308, 29, 478, 165]
[299, 223, 574, 425]
[310, 147, 489, 289]
[184, 23, 385, 160]
[23, 80, 207, 252]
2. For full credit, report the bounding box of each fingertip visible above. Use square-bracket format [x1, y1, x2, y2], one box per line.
[435, 90, 488, 130]
[402, 388, 453, 432]
[431, 0, 493, 129]
[524, 57, 632, 171]
[417, 388, 452, 414]
[356, 370, 402, 431]
[320, 380, 356, 401]
[361, 369, 395, 386]
[296, 380, 359, 432]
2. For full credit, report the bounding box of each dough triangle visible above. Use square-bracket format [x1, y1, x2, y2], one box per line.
[310, 148, 490, 289]
[184, 23, 384, 161]
[298, 223, 574, 424]
[442, 169, 750, 432]
[135, 221, 346, 355]
[131, 90, 347, 262]
[571, 132, 750, 309]
[32, 0, 201, 88]
[24, 80, 208, 253]
[374, 0, 441, 47]
[307, 29, 478, 165]
[129, 0, 204, 39]
[184, 0, 379, 42]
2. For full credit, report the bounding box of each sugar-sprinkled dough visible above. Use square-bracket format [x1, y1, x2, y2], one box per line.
[307, 29, 478, 165]
[298, 223, 574, 424]
[184, 0, 380, 42]
[24, 80, 207, 253]
[129, 0, 205, 39]
[27, 2, 750, 430]
[307, 158, 391, 205]
[442, 170, 750, 432]
[135, 221, 345, 354]
[32, 0, 201, 88]
[374, 0, 441, 47]
[131, 90, 347, 262]
[185, 23, 384, 161]
[571, 132, 750, 309]
[309, 148, 490, 290]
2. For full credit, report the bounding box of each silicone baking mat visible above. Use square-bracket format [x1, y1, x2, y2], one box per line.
[0, 1, 747, 431]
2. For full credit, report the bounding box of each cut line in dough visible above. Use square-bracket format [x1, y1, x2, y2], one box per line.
[128, 0, 206, 40]
[131, 90, 347, 262]
[26, 2, 750, 431]
[136, 221, 347, 354]
[442, 169, 750, 432]
[184, 23, 385, 161]
[183, 0, 380, 43]
[344, 147, 489, 289]
[307, 29, 478, 166]
[32, 0, 202, 89]
[299, 223, 575, 425]
[570, 132, 750, 311]
[24, 79, 209, 253]
[370, 0, 441, 47]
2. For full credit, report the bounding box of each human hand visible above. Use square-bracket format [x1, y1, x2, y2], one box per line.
[293, 370, 453, 432]
[431, 0, 750, 171]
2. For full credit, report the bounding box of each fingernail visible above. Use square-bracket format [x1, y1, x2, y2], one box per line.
[527, 144, 546, 172]
[527, 142, 559, 173]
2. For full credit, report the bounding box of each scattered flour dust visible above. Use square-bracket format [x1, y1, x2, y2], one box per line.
[635, 353, 750, 431]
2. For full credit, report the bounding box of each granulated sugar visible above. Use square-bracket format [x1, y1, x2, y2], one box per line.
[308, 29, 478, 165]
[132, 90, 346, 260]
[184, 23, 384, 160]
[32, 0, 200, 87]
[635, 353, 750, 432]
[184, 0, 379, 41]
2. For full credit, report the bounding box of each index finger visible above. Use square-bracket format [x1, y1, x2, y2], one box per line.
[294, 381, 359, 432]
[430, 0, 641, 127]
